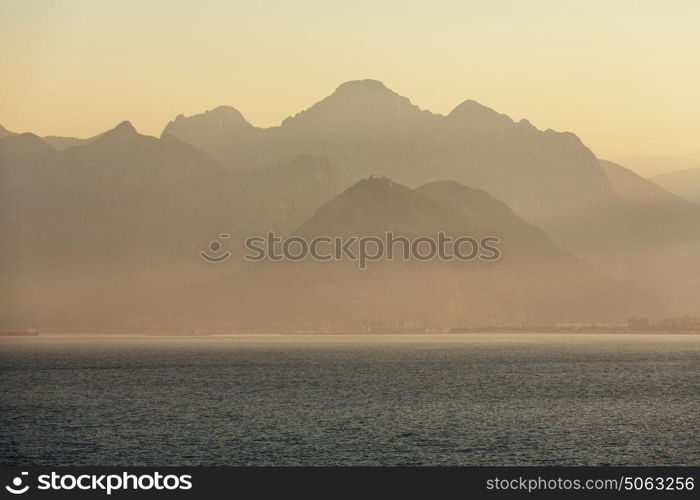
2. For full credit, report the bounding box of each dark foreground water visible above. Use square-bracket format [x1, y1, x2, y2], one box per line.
[0, 333, 697, 466]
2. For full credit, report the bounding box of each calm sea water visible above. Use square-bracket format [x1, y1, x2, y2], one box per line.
[0, 333, 697, 466]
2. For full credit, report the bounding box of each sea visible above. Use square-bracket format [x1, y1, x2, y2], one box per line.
[0, 333, 697, 465]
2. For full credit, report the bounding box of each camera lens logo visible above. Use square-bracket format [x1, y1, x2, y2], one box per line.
[200, 234, 231, 263]
[5, 472, 29, 495]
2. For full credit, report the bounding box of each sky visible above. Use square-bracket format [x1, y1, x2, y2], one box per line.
[2, 0, 699, 165]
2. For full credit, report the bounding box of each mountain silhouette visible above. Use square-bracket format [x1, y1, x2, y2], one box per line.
[0, 125, 348, 330]
[41, 121, 139, 150]
[615, 151, 700, 178]
[161, 106, 255, 165]
[0, 124, 17, 138]
[161, 80, 700, 313]
[163, 81, 611, 226]
[0, 123, 132, 151]
[3, 80, 699, 329]
[599, 160, 691, 205]
[170, 177, 641, 332]
[652, 167, 700, 204]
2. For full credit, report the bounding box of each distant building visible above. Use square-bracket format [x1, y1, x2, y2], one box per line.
[627, 317, 649, 330]
[660, 316, 700, 330]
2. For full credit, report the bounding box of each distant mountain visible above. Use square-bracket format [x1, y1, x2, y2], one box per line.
[3, 81, 699, 328]
[295, 177, 465, 238]
[0, 124, 94, 149]
[416, 180, 556, 256]
[163, 81, 613, 241]
[0, 124, 349, 330]
[599, 160, 688, 205]
[163, 80, 700, 313]
[615, 151, 700, 177]
[2, 122, 224, 266]
[151, 177, 641, 332]
[42, 136, 90, 150]
[0, 124, 16, 138]
[43, 122, 147, 150]
[229, 153, 350, 238]
[591, 159, 700, 313]
[652, 167, 700, 204]
[162, 106, 256, 166]
[1, 122, 347, 267]
[1, 147, 641, 330]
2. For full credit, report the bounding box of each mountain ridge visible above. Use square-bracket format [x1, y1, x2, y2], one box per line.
[652, 167, 700, 204]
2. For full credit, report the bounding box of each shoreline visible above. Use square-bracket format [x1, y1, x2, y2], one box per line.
[2, 330, 699, 338]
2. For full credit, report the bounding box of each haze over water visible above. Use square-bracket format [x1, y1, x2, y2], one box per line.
[1, 333, 697, 466]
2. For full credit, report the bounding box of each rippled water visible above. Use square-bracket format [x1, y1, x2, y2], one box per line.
[0, 333, 698, 465]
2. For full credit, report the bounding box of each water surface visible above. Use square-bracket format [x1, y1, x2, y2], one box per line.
[1, 333, 697, 465]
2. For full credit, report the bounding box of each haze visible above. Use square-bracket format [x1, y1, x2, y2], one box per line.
[2, 0, 699, 167]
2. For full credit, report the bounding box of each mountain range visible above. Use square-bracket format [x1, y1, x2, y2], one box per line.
[37, 177, 636, 332]
[616, 150, 700, 178]
[162, 80, 700, 313]
[652, 167, 700, 204]
[1, 80, 698, 331]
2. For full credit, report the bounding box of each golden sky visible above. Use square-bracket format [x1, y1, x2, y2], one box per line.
[2, 0, 699, 162]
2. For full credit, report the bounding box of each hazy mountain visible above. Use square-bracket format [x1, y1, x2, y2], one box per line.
[144, 177, 640, 332]
[0, 124, 16, 138]
[3, 81, 699, 328]
[298, 177, 566, 263]
[161, 106, 257, 166]
[588, 160, 700, 313]
[294, 177, 468, 238]
[42, 136, 90, 150]
[162, 81, 700, 314]
[0, 123, 228, 328]
[163, 81, 613, 241]
[0, 133, 60, 242]
[42, 123, 150, 151]
[652, 167, 700, 204]
[0, 124, 92, 149]
[416, 180, 556, 256]
[1, 123, 347, 268]
[2, 145, 641, 330]
[599, 160, 688, 205]
[2, 122, 226, 266]
[0, 124, 349, 330]
[615, 151, 700, 177]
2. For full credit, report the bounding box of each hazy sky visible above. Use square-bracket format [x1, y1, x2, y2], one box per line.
[2, 0, 699, 161]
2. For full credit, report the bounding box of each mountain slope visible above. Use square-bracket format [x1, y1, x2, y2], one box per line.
[599, 160, 689, 205]
[42, 136, 90, 150]
[162, 81, 700, 315]
[615, 151, 700, 178]
[162, 80, 613, 236]
[652, 167, 700, 204]
[161, 105, 256, 166]
[0, 124, 17, 138]
[155, 178, 642, 332]
[416, 180, 556, 256]
[0, 125, 349, 331]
